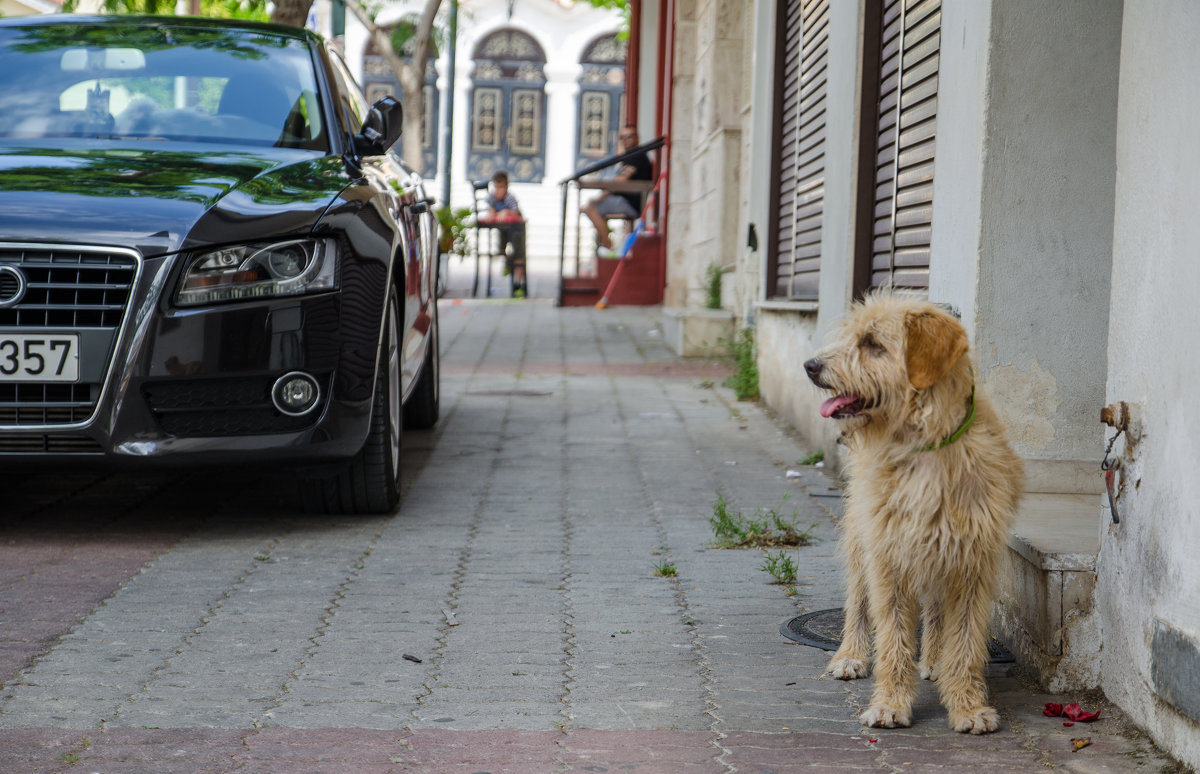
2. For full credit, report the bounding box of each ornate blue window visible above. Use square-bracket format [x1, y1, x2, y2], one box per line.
[576, 32, 627, 172]
[467, 28, 547, 183]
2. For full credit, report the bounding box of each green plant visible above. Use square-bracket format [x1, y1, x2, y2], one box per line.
[710, 492, 819, 549]
[435, 205, 473, 257]
[652, 560, 678, 577]
[710, 493, 744, 544]
[704, 263, 725, 310]
[761, 550, 799, 584]
[724, 327, 759, 401]
[798, 450, 825, 466]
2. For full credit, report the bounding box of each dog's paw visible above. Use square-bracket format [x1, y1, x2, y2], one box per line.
[949, 706, 1000, 734]
[860, 705, 912, 729]
[918, 661, 938, 681]
[827, 657, 870, 680]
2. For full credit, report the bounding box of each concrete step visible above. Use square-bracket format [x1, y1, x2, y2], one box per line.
[994, 493, 1103, 692]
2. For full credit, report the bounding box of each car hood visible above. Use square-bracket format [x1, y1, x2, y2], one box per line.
[0, 142, 352, 257]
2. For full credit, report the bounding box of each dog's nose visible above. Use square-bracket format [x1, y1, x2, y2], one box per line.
[804, 358, 824, 385]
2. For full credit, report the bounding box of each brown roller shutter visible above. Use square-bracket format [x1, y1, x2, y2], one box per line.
[869, 0, 940, 291]
[768, 0, 829, 301]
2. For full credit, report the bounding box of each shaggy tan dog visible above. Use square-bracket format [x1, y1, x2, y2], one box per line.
[804, 292, 1022, 734]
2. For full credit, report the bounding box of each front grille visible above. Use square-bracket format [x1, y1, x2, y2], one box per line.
[0, 246, 136, 328]
[0, 434, 104, 454]
[143, 375, 327, 437]
[0, 244, 138, 429]
[0, 383, 96, 425]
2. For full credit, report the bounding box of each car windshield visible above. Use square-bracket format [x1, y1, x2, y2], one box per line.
[0, 21, 328, 151]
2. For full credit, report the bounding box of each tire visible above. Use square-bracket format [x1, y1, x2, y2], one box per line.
[301, 286, 402, 515]
[403, 300, 439, 429]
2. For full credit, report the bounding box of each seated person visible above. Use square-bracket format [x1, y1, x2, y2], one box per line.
[582, 126, 653, 259]
[480, 170, 527, 296]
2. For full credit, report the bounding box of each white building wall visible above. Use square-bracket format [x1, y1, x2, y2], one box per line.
[924, 1, 988, 334]
[1101, 3, 1200, 767]
[930, 0, 1120, 494]
[345, 0, 626, 264]
[695, 0, 1200, 764]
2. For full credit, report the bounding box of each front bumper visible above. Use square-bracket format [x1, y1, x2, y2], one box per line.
[0, 243, 384, 466]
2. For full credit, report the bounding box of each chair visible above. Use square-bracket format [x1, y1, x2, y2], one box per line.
[471, 180, 526, 298]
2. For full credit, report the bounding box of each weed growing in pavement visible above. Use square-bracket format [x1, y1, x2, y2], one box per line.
[761, 551, 799, 584]
[705, 262, 725, 310]
[723, 327, 759, 401]
[710, 492, 818, 549]
[798, 450, 825, 466]
[652, 560, 678, 577]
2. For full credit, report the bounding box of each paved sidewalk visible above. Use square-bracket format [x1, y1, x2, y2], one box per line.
[0, 299, 1178, 772]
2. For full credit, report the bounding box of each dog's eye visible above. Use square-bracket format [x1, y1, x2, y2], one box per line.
[859, 334, 886, 355]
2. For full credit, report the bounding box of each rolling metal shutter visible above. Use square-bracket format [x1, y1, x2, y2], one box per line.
[870, 0, 940, 290]
[768, 0, 829, 301]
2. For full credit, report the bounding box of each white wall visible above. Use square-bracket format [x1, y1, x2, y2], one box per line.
[931, 0, 1121, 494]
[347, 0, 625, 263]
[1100, 3, 1200, 767]
[926, 1, 989, 333]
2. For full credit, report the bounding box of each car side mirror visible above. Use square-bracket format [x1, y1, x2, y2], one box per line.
[354, 96, 403, 156]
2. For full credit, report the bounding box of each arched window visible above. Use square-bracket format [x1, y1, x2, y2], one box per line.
[362, 25, 439, 177]
[468, 28, 547, 183]
[576, 32, 627, 172]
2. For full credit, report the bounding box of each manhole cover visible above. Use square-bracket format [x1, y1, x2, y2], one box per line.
[781, 608, 1014, 663]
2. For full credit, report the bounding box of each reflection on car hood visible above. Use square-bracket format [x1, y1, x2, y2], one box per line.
[0, 142, 351, 257]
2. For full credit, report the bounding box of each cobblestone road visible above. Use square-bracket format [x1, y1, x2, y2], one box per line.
[0, 300, 1177, 772]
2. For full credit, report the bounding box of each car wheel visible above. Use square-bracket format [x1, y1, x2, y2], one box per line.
[301, 286, 402, 514]
[403, 300, 439, 429]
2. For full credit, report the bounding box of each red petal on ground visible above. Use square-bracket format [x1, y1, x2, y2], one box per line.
[1063, 703, 1102, 722]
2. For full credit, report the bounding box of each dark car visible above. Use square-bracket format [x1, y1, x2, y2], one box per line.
[0, 15, 440, 514]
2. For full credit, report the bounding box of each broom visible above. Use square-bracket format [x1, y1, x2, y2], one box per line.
[595, 219, 643, 309]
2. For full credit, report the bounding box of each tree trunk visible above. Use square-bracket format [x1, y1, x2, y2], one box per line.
[271, 0, 312, 29]
[346, 0, 443, 168]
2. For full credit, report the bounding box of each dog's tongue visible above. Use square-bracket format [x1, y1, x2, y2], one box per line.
[820, 395, 859, 418]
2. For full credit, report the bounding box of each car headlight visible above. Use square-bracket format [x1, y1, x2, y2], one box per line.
[175, 238, 336, 307]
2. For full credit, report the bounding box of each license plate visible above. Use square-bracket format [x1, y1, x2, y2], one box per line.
[0, 334, 80, 382]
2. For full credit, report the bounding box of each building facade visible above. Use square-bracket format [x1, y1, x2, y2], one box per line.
[646, 0, 1200, 766]
[341, 0, 628, 264]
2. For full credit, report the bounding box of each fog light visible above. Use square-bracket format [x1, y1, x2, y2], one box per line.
[272, 372, 320, 416]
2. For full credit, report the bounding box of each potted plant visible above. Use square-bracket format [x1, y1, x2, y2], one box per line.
[433, 205, 472, 297]
[436, 205, 473, 258]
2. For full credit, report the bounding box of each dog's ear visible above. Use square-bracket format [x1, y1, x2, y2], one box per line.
[904, 311, 968, 389]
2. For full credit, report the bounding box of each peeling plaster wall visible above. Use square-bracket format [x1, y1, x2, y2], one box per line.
[1100, 4, 1200, 768]
[933, 0, 1119, 489]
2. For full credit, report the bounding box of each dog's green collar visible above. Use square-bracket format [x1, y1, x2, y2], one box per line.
[916, 387, 976, 453]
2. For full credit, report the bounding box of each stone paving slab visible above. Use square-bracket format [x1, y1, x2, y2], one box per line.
[0, 300, 1180, 773]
